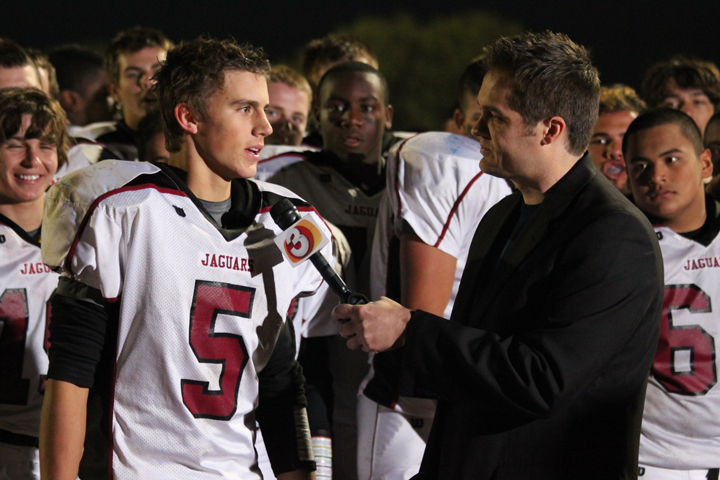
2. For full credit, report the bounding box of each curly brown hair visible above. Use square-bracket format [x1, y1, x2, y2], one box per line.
[153, 37, 270, 152]
[0, 88, 69, 167]
[599, 84, 646, 115]
[641, 55, 720, 109]
[105, 26, 173, 84]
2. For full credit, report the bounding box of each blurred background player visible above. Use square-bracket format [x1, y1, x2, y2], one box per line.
[268, 61, 392, 480]
[72, 26, 172, 161]
[0, 88, 68, 480]
[587, 84, 646, 196]
[0, 39, 41, 91]
[265, 65, 312, 146]
[49, 45, 113, 128]
[357, 59, 512, 480]
[302, 34, 378, 89]
[135, 109, 169, 163]
[39, 37, 326, 480]
[25, 49, 58, 100]
[641, 56, 720, 136]
[624, 108, 720, 479]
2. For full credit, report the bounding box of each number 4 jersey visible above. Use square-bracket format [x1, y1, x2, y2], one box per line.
[640, 197, 720, 469]
[41, 161, 334, 479]
[0, 215, 58, 438]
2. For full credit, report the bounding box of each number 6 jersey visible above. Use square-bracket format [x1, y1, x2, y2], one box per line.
[42, 161, 334, 479]
[640, 196, 720, 469]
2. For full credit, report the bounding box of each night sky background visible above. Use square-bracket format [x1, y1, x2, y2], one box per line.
[3, 0, 718, 98]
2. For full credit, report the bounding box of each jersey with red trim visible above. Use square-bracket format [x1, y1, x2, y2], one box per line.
[640, 204, 720, 469]
[268, 150, 385, 296]
[0, 216, 58, 437]
[42, 161, 333, 479]
[255, 145, 319, 182]
[364, 132, 511, 414]
[371, 132, 511, 317]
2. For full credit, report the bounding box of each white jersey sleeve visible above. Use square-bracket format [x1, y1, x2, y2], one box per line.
[640, 217, 720, 469]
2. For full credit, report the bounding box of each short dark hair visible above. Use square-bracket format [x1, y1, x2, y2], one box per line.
[457, 57, 486, 113]
[317, 61, 389, 105]
[154, 37, 270, 152]
[26, 48, 59, 99]
[0, 38, 33, 69]
[599, 84, 646, 115]
[641, 56, 720, 109]
[622, 107, 704, 157]
[707, 111, 720, 130]
[302, 34, 377, 84]
[482, 31, 600, 156]
[0, 88, 69, 167]
[105, 26, 173, 84]
[136, 109, 164, 162]
[49, 45, 105, 95]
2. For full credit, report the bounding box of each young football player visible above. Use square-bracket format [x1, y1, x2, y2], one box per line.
[624, 108, 720, 479]
[0, 88, 68, 480]
[39, 38, 333, 480]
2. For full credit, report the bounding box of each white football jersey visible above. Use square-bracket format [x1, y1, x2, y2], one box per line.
[0, 217, 59, 437]
[640, 214, 720, 469]
[42, 161, 333, 479]
[371, 132, 512, 318]
[255, 145, 319, 182]
[268, 151, 384, 296]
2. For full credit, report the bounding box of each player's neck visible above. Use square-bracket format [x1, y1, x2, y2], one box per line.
[168, 143, 232, 202]
[0, 199, 43, 232]
[664, 194, 707, 234]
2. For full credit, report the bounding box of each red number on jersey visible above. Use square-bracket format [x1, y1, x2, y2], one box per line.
[181, 281, 255, 420]
[652, 284, 717, 395]
[0, 288, 30, 405]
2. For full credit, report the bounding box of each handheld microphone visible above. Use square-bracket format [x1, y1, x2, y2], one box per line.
[270, 199, 368, 306]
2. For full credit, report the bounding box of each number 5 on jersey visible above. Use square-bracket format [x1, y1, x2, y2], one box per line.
[181, 281, 255, 420]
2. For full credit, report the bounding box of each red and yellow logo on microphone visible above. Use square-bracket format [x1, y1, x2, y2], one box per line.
[274, 215, 330, 266]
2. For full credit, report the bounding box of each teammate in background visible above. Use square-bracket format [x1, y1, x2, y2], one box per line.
[0, 39, 41, 91]
[25, 49, 58, 100]
[49, 45, 113, 128]
[624, 108, 720, 479]
[73, 26, 172, 161]
[357, 59, 512, 480]
[39, 38, 331, 480]
[268, 61, 392, 480]
[301, 35, 378, 89]
[704, 113, 720, 199]
[641, 56, 720, 135]
[587, 84, 646, 196]
[135, 109, 169, 163]
[0, 88, 68, 480]
[265, 65, 312, 146]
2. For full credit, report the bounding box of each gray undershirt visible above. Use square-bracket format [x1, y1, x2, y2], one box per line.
[199, 197, 232, 227]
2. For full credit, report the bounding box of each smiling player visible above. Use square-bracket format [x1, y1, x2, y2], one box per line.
[39, 38, 334, 480]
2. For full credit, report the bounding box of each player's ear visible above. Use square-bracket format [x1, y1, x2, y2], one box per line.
[175, 103, 198, 135]
[540, 116, 566, 146]
[700, 148, 714, 180]
[384, 104, 393, 130]
[453, 108, 465, 132]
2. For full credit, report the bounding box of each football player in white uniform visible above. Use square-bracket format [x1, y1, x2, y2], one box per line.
[0, 88, 68, 480]
[625, 108, 720, 479]
[268, 61, 392, 480]
[357, 61, 512, 480]
[39, 38, 332, 480]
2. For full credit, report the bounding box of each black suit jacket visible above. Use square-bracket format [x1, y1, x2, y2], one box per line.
[399, 155, 663, 479]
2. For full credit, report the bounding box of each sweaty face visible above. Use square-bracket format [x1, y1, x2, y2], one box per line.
[472, 70, 544, 185]
[264, 82, 310, 145]
[194, 71, 272, 180]
[660, 78, 716, 135]
[110, 46, 167, 130]
[704, 120, 720, 175]
[0, 114, 58, 206]
[626, 123, 712, 233]
[587, 110, 638, 195]
[318, 71, 392, 165]
[0, 65, 41, 90]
